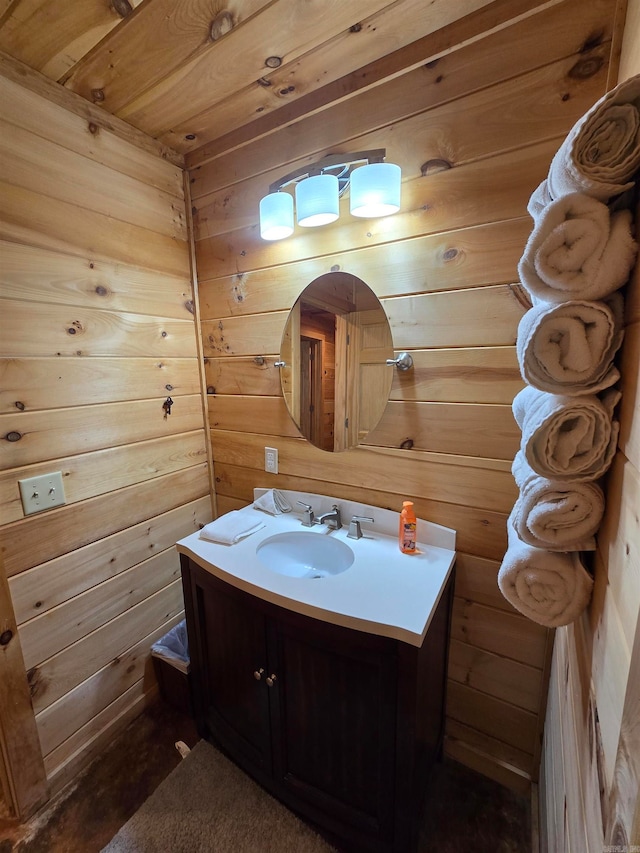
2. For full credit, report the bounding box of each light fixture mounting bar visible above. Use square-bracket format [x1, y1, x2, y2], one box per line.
[268, 149, 386, 194]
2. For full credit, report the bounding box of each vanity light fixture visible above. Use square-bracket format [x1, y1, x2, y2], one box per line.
[259, 149, 401, 241]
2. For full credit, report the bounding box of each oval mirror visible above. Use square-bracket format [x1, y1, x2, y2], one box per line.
[279, 272, 394, 452]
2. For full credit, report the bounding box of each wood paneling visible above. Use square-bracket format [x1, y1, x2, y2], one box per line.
[19, 549, 182, 671]
[539, 98, 640, 849]
[0, 396, 207, 468]
[0, 555, 48, 819]
[449, 639, 543, 713]
[36, 626, 169, 760]
[186, 0, 615, 163]
[445, 718, 533, 794]
[0, 0, 627, 814]
[99, 0, 496, 139]
[204, 346, 524, 404]
[0, 431, 207, 524]
[0, 63, 210, 804]
[0, 300, 197, 358]
[8, 498, 210, 624]
[29, 580, 184, 716]
[210, 430, 516, 512]
[0, 76, 183, 195]
[209, 395, 520, 458]
[0, 465, 209, 578]
[0, 53, 183, 168]
[451, 598, 548, 669]
[0, 181, 189, 277]
[0, 357, 202, 412]
[0, 241, 192, 317]
[0, 121, 185, 239]
[197, 220, 533, 317]
[193, 48, 608, 207]
[0, 0, 144, 80]
[188, 0, 620, 792]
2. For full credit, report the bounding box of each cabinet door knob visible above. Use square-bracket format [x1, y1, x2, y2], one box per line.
[253, 668, 264, 681]
[266, 674, 277, 687]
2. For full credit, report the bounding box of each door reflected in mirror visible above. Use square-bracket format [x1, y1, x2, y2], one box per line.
[280, 272, 394, 452]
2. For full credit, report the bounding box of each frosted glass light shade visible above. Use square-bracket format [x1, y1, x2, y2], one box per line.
[295, 174, 339, 227]
[350, 162, 401, 218]
[259, 192, 294, 241]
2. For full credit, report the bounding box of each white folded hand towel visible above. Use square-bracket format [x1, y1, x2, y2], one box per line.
[546, 73, 640, 202]
[516, 293, 624, 395]
[252, 489, 292, 515]
[511, 452, 604, 551]
[199, 510, 266, 545]
[518, 193, 637, 303]
[512, 385, 620, 481]
[498, 521, 593, 627]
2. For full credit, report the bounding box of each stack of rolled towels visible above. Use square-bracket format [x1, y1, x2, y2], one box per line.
[498, 74, 640, 628]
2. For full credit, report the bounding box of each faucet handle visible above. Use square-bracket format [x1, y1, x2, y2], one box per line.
[347, 515, 374, 540]
[297, 501, 315, 527]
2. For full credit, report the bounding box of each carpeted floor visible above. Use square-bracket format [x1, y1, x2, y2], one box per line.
[102, 740, 334, 853]
[103, 737, 532, 853]
[0, 700, 531, 853]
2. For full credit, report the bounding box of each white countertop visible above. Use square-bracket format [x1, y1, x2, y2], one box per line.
[176, 490, 456, 648]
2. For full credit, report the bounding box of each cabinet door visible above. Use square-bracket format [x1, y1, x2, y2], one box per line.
[192, 570, 272, 777]
[269, 615, 397, 844]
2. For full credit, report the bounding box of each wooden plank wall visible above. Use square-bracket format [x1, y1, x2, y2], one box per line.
[0, 63, 212, 802]
[540, 204, 640, 853]
[539, 10, 640, 841]
[188, 0, 621, 793]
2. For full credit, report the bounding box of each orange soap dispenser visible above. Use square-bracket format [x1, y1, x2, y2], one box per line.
[399, 501, 417, 554]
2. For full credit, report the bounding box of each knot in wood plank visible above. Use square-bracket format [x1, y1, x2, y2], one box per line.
[568, 55, 604, 80]
[421, 158, 452, 177]
[111, 0, 133, 18]
[210, 11, 235, 42]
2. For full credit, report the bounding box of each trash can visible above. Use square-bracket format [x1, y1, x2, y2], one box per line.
[151, 620, 192, 715]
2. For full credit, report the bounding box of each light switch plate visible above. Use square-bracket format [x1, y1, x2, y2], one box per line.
[19, 471, 66, 515]
[264, 447, 278, 474]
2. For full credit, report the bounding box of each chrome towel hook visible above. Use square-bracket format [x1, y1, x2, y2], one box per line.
[386, 352, 414, 371]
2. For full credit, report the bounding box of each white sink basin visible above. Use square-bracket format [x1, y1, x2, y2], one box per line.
[256, 531, 354, 579]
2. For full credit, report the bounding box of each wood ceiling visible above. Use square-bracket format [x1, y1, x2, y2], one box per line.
[0, 0, 573, 165]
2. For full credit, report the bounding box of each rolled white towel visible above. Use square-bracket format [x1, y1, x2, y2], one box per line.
[518, 193, 637, 302]
[516, 293, 624, 395]
[498, 520, 593, 627]
[546, 74, 640, 203]
[527, 179, 552, 221]
[512, 385, 620, 481]
[511, 451, 604, 551]
[199, 510, 266, 545]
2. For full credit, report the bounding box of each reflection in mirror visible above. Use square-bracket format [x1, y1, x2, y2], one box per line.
[280, 272, 394, 452]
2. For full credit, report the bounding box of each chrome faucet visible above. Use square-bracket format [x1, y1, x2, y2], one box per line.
[347, 515, 374, 540]
[297, 501, 315, 527]
[316, 504, 342, 530]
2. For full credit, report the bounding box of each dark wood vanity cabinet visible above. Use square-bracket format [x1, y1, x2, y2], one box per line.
[180, 555, 454, 853]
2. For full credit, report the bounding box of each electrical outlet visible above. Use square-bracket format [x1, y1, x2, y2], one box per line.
[264, 447, 278, 474]
[19, 471, 66, 515]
